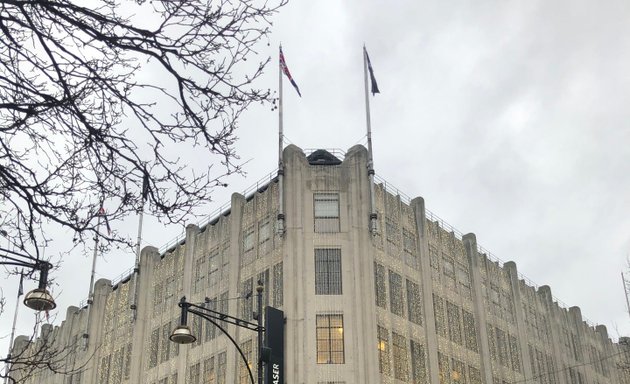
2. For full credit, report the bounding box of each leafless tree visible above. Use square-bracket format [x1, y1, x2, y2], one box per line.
[2, 316, 91, 384]
[0, 0, 286, 254]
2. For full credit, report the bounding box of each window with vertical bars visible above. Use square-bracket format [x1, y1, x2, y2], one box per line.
[316, 314, 345, 364]
[374, 262, 387, 309]
[377, 326, 390, 375]
[314, 193, 340, 232]
[392, 332, 409, 381]
[410, 340, 426, 384]
[406, 279, 422, 325]
[315, 249, 342, 295]
[389, 270, 404, 317]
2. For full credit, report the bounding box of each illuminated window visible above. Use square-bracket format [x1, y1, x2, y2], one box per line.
[316, 314, 345, 364]
[239, 340, 253, 384]
[315, 249, 342, 295]
[377, 326, 390, 375]
[203, 356, 215, 384]
[314, 193, 340, 232]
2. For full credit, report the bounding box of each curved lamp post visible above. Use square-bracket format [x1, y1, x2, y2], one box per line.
[0, 247, 56, 311]
[170, 285, 267, 384]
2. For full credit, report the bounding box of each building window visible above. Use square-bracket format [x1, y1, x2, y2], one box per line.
[240, 278, 253, 321]
[410, 340, 426, 384]
[463, 310, 478, 352]
[468, 366, 482, 384]
[257, 269, 270, 308]
[389, 270, 404, 317]
[314, 193, 340, 232]
[392, 332, 409, 381]
[259, 220, 271, 243]
[377, 326, 391, 375]
[406, 279, 422, 325]
[242, 227, 255, 265]
[203, 356, 215, 384]
[315, 249, 342, 295]
[194, 257, 207, 293]
[316, 314, 345, 364]
[217, 352, 227, 384]
[239, 340, 253, 384]
[149, 328, 159, 368]
[374, 262, 387, 309]
[160, 323, 171, 363]
[208, 249, 219, 288]
[188, 362, 201, 384]
[447, 301, 462, 345]
[451, 358, 466, 383]
[433, 294, 446, 337]
[273, 262, 283, 307]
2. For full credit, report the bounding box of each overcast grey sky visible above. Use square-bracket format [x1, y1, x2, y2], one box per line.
[2, 0, 630, 356]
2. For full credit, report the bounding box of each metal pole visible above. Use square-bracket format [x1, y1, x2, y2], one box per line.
[84, 215, 101, 349]
[130, 196, 146, 321]
[4, 272, 23, 384]
[256, 284, 264, 384]
[277, 45, 285, 236]
[363, 46, 378, 234]
[622, 272, 630, 321]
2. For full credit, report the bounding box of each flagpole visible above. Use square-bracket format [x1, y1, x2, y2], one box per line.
[130, 192, 146, 322]
[277, 45, 285, 236]
[84, 214, 101, 349]
[363, 46, 378, 234]
[4, 272, 23, 384]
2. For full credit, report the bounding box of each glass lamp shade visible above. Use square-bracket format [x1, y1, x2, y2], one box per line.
[23, 288, 56, 311]
[169, 325, 196, 344]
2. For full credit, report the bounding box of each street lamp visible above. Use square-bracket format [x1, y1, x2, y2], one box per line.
[0, 247, 56, 311]
[170, 285, 267, 384]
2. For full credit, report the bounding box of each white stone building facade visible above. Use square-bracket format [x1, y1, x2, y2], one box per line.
[11, 144, 630, 384]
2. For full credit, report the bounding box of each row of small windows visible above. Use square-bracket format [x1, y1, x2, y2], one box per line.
[433, 294, 478, 352]
[377, 326, 427, 383]
[97, 343, 132, 384]
[186, 351, 227, 384]
[193, 247, 230, 293]
[487, 324, 521, 373]
[374, 262, 423, 325]
[437, 352, 483, 384]
[242, 219, 273, 265]
[239, 264, 283, 321]
[429, 246, 472, 298]
[149, 319, 180, 368]
[189, 292, 229, 348]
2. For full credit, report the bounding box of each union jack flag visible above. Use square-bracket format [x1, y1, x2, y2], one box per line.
[280, 47, 302, 97]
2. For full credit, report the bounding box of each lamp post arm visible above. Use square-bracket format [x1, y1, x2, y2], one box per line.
[187, 308, 256, 384]
[185, 302, 264, 333]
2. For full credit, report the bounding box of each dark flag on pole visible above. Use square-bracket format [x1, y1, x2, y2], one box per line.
[364, 47, 380, 96]
[98, 207, 112, 235]
[280, 46, 302, 97]
[142, 172, 149, 201]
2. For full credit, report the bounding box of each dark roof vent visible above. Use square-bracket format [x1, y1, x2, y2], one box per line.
[307, 149, 342, 166]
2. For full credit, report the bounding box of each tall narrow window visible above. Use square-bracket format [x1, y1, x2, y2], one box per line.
[149, 328, 159, 368]
[257, 269, 270, 308]
[377, 326, 391, 375]
[374, 263, 387, 309]
[410, 340, 426, 384]
[433, 294, 446, 337]
[194, 257, 207, 293]
[389, 271, 404, 317]
[208, 249, 219, 288]
[160, 323, 171, 362]
[240, 278, 253, 321]
[392, 333, 409, 381]
[447, 301, 462, 345]
[239, 340, 253, 384]
[406, 279, 422, 325]
[273, 262, 283, 307]
[188, 362, 201, 384]
[315, 249, 342, 295]
[217, 352, 227, 384]
[463, 310, 478, 352]
[316, 314, 345, 364]
[314, 193, 340, 232]
[203, 356, 215, 384]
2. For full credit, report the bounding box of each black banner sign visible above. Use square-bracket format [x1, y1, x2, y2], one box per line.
[264, 306, 284, 384]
